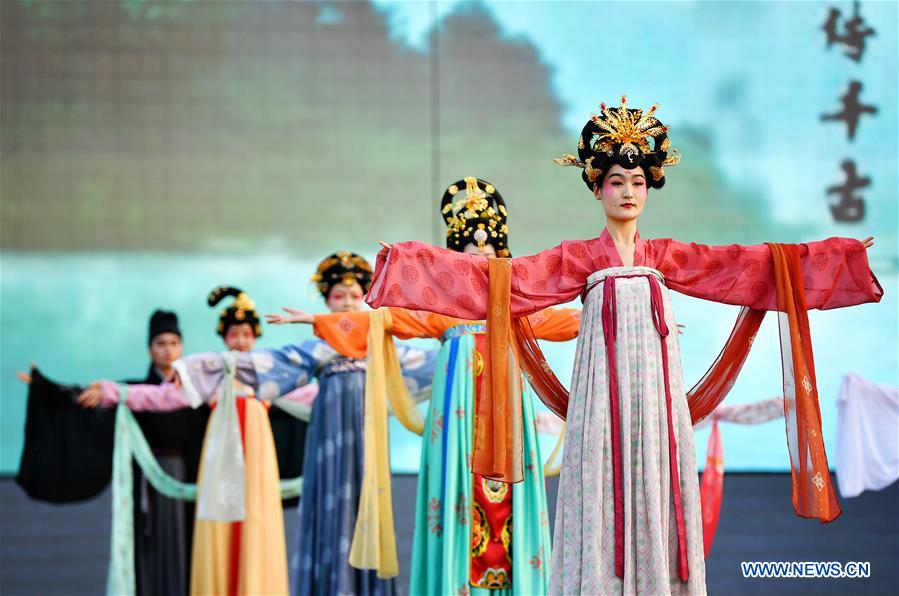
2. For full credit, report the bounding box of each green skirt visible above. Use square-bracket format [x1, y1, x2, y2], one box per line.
[410, 331, 552, 595]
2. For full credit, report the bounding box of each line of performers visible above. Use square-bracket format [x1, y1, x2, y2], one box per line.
[16, 98, 882, 596]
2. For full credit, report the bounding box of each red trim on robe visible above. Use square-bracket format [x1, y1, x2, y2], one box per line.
[470, 334, 513, 589]
[600, 274, 689, 582]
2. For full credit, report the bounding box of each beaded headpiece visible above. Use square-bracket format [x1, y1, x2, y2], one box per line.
[208, 285, 262, 338]
[555, 95, 681, 189]
[441, 176, 510, 257]
[312, 251, 373, 298]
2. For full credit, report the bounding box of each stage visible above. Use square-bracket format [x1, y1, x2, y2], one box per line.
[2, 473, 896, 595]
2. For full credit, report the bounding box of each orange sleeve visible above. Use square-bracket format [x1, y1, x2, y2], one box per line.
[312, 311, 372, 359]
[387, 309, 461, 340]
[312, 308, 460, 358]
[526, 307, 581, 342]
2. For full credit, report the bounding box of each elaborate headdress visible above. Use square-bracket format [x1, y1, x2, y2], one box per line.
[441, 176, 510, 257]
[148, 309, 181, 345]
[555, 95, 681, 189]
[312, 251, 373, 298]
[207, 285, 262, 338]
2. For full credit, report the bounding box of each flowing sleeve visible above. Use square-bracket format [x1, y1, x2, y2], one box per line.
[368, 242, 594, 484]
[16, 369, 116, 503]
[649, 237, 883, 310]
[97, 381, 191, 412]
[166, 344, 322, 406]
[389, 309, 461, 340]
[526, 307, 582, 341]
[311, 311, 371, 359]
[312, 308, 440, 397]
[366, 241, 591, 318]
[277, 383, 319, 407]
[165, 351, 257, 407]
[311, 308, 455, 360]
[270, 383, 319, 423]
[238, 342, 322, 401]
[395, 342, 439, 398]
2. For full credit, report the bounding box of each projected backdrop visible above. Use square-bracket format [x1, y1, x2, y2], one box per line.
[1, 0, 896, 473]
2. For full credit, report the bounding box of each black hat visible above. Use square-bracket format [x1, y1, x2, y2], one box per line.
[441, 176, 510, 257]
[207, 286, 262, 338]
[312, 252, 373, 298]
[555, 95, 681, 190]
[148, 310, 181, 345]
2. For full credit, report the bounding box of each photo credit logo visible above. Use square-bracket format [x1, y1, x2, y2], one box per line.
[741, 561, 871, 579]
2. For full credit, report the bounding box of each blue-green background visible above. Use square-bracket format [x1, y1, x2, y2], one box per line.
[2, 0, 896, 474]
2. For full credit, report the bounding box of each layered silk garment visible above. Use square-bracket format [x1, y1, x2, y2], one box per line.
[366, 230, 882, 594]
[313, 307, 579, 595]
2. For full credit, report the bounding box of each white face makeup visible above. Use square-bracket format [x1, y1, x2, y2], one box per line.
[325, 282, 365, 313]
[593, 164, 649, 224]
[223, 322, 256, 353]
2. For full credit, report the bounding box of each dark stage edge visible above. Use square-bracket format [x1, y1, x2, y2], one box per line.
[1, 473, 896, 595]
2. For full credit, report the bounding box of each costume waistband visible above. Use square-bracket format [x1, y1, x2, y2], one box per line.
[584, 266, 666, 299]
[441, 323, 486, 342]
[320, 358, 367, 376]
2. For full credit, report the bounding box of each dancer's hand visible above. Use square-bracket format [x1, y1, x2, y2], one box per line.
[16, 362, 36, 385]
[861, 236, 874, 249]
[265, 307, 314, 325]
[76, 382, 103, 408]
[379, 240, 392, 250]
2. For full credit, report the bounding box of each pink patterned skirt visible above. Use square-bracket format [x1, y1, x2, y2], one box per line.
[550, 267, 706, 595]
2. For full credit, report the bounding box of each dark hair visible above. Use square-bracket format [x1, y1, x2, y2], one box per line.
[440, 177, 510, 257]
[207, 286, 262, 338]
[578, 114, 669, 191]
[148, 310, 181, 345]
[313, 252, 373, 298]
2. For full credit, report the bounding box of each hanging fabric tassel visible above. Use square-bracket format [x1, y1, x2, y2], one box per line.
[700, 420, 724, 557]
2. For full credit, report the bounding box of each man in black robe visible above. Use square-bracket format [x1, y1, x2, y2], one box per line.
[17, 309, 307, 594]
[126, 311, 210, 596]
[17, 310, 209, 596]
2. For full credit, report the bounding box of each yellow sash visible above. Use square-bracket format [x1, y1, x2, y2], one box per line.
[349, 308, 425, 578]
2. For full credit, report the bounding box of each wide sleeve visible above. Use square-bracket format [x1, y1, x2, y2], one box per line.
[311, 311, 371, 359]
[649, 237, 882, 310]
[237, 342, 322, 401]
[389, 309, 461, 340]
[170, 343, 322, 406]
[277, 383, 319, 407]
[525, 307, 582, 341]
[311, 308, 456, 360]
[313, 308, 440, 396]
[395, 342, 439, 397]
[15, 369, 116, 503]
[97, 381, 192, 412]
[270, 383, 319, 423]
[366, 241, 591, 318]
[165, 352, 257, 407]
